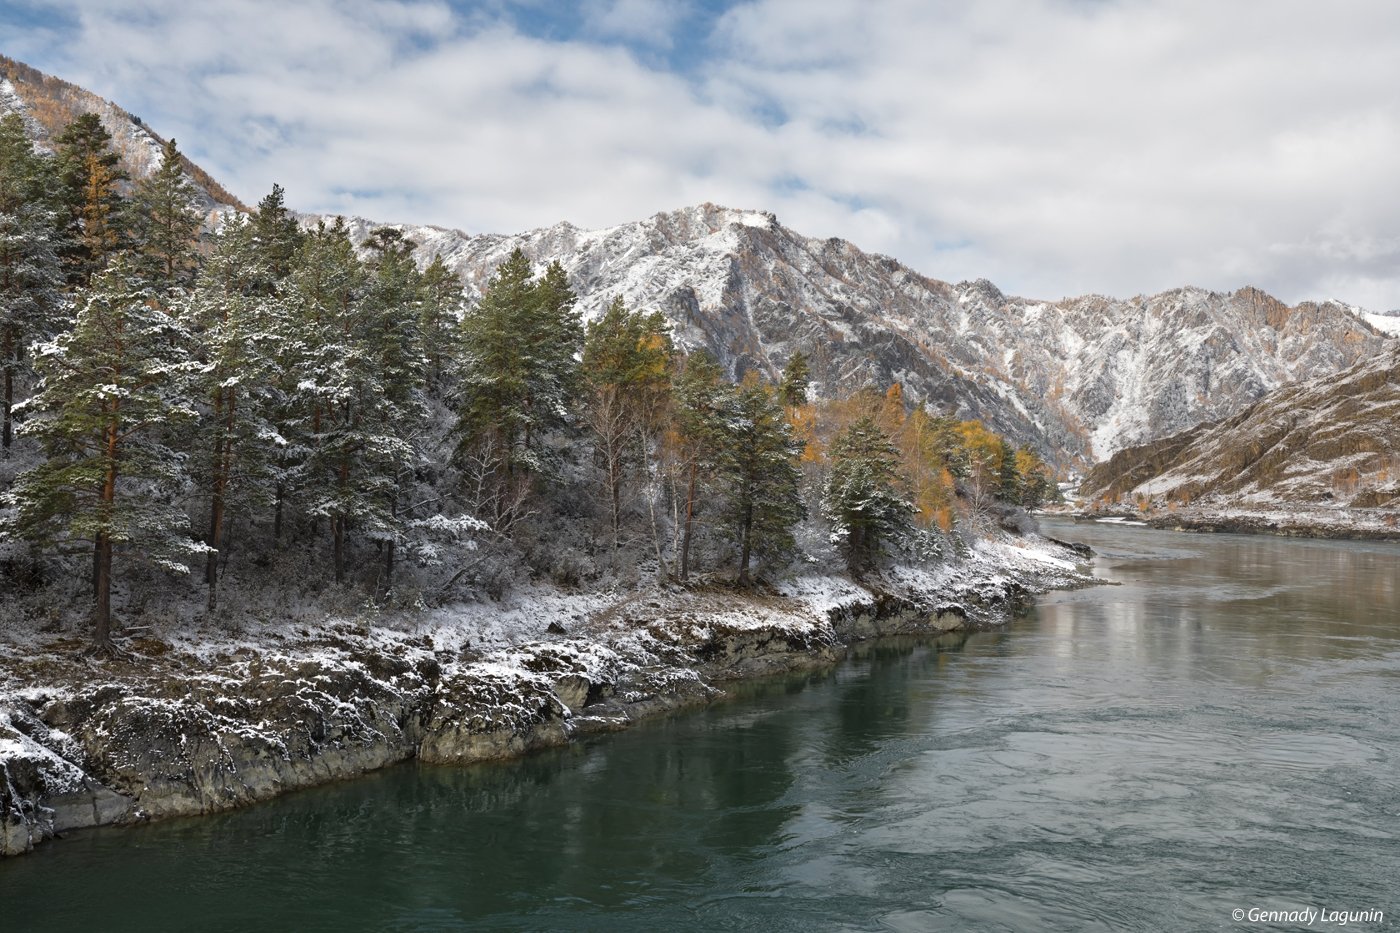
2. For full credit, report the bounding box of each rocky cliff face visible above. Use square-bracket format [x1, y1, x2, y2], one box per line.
[1080, 346, 1400, 514]
[336, 204, 1392, 465]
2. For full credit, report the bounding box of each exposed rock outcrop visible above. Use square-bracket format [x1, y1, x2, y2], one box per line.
[1079, 347, 1400, 535]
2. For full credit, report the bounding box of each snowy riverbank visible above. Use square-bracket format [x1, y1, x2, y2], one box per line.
[0, 535, 1088, 858]
[1069, 505, 1400, 541]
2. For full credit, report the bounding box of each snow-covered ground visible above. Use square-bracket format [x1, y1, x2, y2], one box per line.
[1362, 311, 1400, 336]
[0, 532, 1092, 857]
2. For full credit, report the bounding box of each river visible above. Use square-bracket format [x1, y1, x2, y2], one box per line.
[4, 520, 1399, 931]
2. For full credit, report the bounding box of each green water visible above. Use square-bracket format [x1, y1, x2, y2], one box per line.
[4, 520, 1400, 931]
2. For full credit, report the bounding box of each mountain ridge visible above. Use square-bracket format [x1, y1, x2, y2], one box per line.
[327, 202, 1392, 466]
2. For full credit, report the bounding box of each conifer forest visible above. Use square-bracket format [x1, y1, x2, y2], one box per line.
[0, 110, 1055, 653]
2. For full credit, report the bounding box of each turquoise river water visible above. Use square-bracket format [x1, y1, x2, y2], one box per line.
[3, 519, 1399, 931]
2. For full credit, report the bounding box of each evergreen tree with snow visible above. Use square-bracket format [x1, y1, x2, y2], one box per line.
[5, 260, 203, 652]
[0, 112, 65, 453]
[360, 226, 429, 591]
[127, 137, 202, 293]
[669, 350, 727, 581]
[716, 375, 805, 585]
[280, 220, 427, 586]
[522, 259, 583, 455]
[456, 248, 533, 476]
[823, 416, 915, 574]
[54, 113, 127, 286]
[183, 219, 286, 608]
[779, 350, 811, 407]
[250, 184, 304, 289]
[456, 249, 580, 528]
[282, 218, 367, 582]
[997, 437, 1021, 504]
[418, 255, 462, 394]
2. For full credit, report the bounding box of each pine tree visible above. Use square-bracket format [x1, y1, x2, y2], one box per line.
[184, 219, 285, 608]
[779, 350, 811, 407]
[54, 113, 127, 286]
[716, 376, 805, 585]
[5, 260, 203, 651]
[582, 296, 672, 547]
[283, 219, 366, 582]
[281, 220, 426, 587]
[250, 184, 304, 287]
[522, 259, 583, 455]
[997, 437, 1020, 504]
[418, 255, 462, 394]
[0, 112, 65, 453]
[456, 248, 534, 477]
[456, 249, 580, 528]
[823, 416, 916, 574]
[360, 227, 428, 592]
[127, 137, 202, 292]
[669, 350, 726, 581]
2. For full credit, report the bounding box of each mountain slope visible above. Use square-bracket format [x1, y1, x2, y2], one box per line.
[335, 204, 1392, 465]
[0, 54, 246, 219]
[3, 55, 1387, 470]
[1079, 346, 1400, 513]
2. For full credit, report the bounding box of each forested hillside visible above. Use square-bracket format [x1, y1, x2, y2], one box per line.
[0, 108, 1052, 654]
[0, 53, 245, 215]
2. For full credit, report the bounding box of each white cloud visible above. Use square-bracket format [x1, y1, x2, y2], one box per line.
[581, 0, 689, 48]
[10, 0, 1400, 308]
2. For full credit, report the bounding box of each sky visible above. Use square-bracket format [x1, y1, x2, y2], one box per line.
[4, 0, 1400, 309]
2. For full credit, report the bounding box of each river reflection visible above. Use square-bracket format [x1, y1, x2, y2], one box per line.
[4, 521, 1399, 932]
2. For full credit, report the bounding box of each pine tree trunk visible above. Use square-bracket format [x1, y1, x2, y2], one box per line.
[738, 499, 753, 586]
[609, 443, 622, 548]
[93, 531, 114, 652]
[680, 461, 697, 582]
[385, 539, 395, 595]
[206, 389, 226, 610]
[384, 490, 397, 595]
[206, 493, 223, 610]
[94, 415, 119, 652]
[273, 482, 284, 542]
[333, 515, 345, 585]
[335, 456, 350, 584]
[2, 326, 13, 452]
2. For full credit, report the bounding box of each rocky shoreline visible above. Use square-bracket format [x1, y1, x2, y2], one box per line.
[0, 538, 1089, 859]
[1067, 506, 1400, 542]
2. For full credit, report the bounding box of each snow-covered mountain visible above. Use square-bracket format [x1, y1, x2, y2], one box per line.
[1079, 344, 1400, 512]
[5, 53, 1389, 468]
[335, 203, 1393, 465]
[0, 54, 244, 221]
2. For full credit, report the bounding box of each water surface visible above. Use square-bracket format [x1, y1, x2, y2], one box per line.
[5, 520, 1399, 931]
